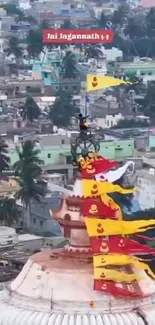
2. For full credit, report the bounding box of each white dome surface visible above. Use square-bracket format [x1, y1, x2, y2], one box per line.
[0, 251, 155, 325]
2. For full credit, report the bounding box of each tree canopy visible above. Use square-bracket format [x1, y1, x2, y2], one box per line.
[20, 96, 41, 123]
[49, 90, 78, 127]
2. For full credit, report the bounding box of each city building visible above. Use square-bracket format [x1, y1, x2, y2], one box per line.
[118, 59, 155, 83]
[32, 50, 81, 94]
[136, 168, 155, 210]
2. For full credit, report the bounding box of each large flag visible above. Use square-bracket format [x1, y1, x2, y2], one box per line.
[84, 218, 155, 236]
[94, 267, 142, 282]
[82, 180, 136, 197]
[101, 194, 122, 220]
[86, 74, 131, 92]
[81, 198, 118, 218]
[94, 280, 142, 297]
[95, 161, 135, 183]
[90, 235, 155, 255]
[93, 254, 155, 279]
[81, 157, 118, 179]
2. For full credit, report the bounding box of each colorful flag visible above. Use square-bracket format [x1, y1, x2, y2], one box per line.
[90, 235, 155, 255]
[81, 158, 118, 179]
[94, 280, 142, 297]
[86, 74, 132, 92]
[94, 267, 142, 282]
[93, 254, 155, 279]
[82, 180, 136, 198]
[95, 161, 135, 183]
[101, 194, 122, 220]
[84, 218, 155, 236]
[81, 198, 118, 218]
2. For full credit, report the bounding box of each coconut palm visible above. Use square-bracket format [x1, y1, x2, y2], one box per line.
[0, 197, 20, 226]
[61, 51, 77, 78]
[20, 96, 41, 123]
[0, 137, 10, 173]
[13, 140, 45, 227]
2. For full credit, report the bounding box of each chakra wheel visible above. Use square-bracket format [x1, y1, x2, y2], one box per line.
[71, 131, 100, 166]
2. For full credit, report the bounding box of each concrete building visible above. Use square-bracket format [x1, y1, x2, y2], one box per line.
[136, 168, 155, 210]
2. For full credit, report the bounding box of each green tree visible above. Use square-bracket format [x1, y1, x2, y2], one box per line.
[61, 19, 74, 29]
[20, 96, 41, 123]
[26, 28, 44, 59]
[0, 137, 10, 173]
[2, 3, 23, 16]
[114, 119, 149, 129]
[0, 197, 20, 226]
[61, 51, 77, 78]
[13, 140, 45, 227]
[98, 11, 107, 28]
[5, 36, 23, 63]
[142, 82, 155, 122]
[49, 90, 77, 127]
[84, 44, 102, 59]
[146, 8, 155, 38]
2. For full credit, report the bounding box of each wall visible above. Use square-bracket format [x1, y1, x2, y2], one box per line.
[136, 170, 155, 210]
[149, 135, 155, 149]
[9, 139, 134, 166]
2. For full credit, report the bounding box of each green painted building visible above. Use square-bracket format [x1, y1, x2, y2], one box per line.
[9, 138, 134, 166]
[119, 61, 155, 77]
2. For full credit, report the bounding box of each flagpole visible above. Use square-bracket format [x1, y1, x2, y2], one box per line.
[85, 92, 87, 116]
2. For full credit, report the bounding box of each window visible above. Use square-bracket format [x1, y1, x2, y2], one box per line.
[44, 72, 48, 78]
[65, 86, 68, 90]
[40, 220, 43, 227]
[73, 86, 77, 91]
[61, 139, 65, 144]
[33, 218, 36, 224]
[47, 153, 51, 158]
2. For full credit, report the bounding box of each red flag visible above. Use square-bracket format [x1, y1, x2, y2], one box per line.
[81, 198, 118, 218]
[90, 235, 155, 255]
[94, 280, 143, 297]
[81, 156, 118, 179]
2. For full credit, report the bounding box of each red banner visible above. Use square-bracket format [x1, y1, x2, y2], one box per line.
[81, 198, 118, 218]
[81, 157, 118, 179]
[90, 235, 155, 255]
[94, 280, 142, 297]
[43, 29, 114, 43]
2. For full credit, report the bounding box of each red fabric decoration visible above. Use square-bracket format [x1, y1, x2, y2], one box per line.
[90, 235, 155, 255]
[94, 280, 143, 297]
[81, 198, 118, 218]
[81, 157, 118, 179]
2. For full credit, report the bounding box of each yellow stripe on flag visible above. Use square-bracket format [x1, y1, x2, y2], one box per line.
[86, 74, 132, 92]
[101, 194, 122, 220]
[84, 218, 155, 236]
[93, 255, 155, 279]
[83, 179, 136, 198]
[94, 268, 142, 282]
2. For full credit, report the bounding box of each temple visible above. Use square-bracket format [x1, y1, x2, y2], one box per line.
[0, 132, 155, 324]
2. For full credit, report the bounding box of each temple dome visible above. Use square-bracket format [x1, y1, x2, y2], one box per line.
[0, 250, 155, 325]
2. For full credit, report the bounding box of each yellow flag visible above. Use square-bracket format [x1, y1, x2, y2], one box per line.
[94, 267, 142, 282]
[101, 194, 122, 220]
[86, 74, 131, 92]
[83, 180, 136, 198]
[93, 255, 155, 279]
[84, 218, 155, 236]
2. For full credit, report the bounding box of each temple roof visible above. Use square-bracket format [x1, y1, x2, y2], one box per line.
[0, 250, 155, 325]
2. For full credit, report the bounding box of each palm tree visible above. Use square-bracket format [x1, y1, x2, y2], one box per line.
[20, 96, 41, 123]
[0, 197, 20, 226]
[13, 140, 45, 228]
[61, 51, 77, 78]
[84, 45, 103, 59]
[26, 28, 44, 59]
[0, 137, 10, 173]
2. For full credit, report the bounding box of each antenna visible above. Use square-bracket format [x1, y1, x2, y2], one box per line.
[50, 288, 53, 309]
